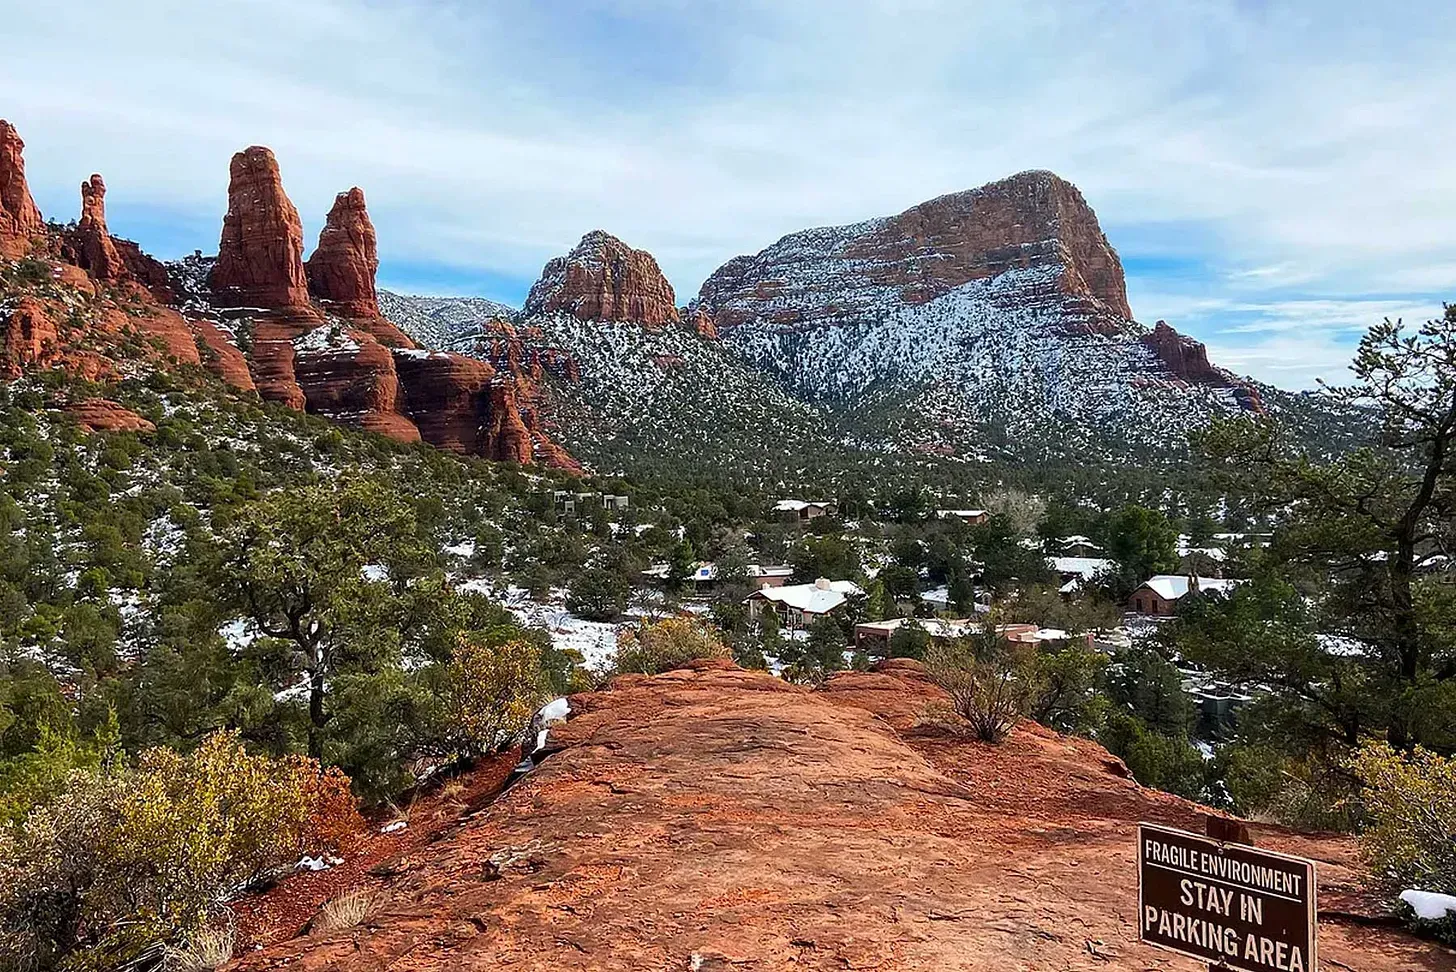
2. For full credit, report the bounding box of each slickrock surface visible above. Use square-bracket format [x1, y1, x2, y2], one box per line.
[210, 147, 313, 310]
[0, 120, 43, 259]
[697, 170, 1131, 332]
[228, 661, 1446, 972]
[526, 230, 680, 327]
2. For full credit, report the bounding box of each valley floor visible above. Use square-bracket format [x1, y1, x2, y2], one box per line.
[228, 661, 1451, 972]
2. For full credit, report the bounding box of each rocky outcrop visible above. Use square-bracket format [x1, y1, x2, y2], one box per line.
[697, 170, 1131, 332]
[69, 175, 127, 282]
[192, 320, 256, 392]
[228, 660, 1434, 972]
[525, 230, 679, 327]
[0, 121, 43, 259]
[209, 147, 312, 310]
[685, 305, 719, 340]
[65, 399, 155, 434]
[1, 297, 59, 377]
[1142, 320, 1262, 411]
[305, 188, 380, 319]
[292, 326, 421, 442]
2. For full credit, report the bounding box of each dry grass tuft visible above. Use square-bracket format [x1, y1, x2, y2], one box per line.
[311, 887, 379, 936]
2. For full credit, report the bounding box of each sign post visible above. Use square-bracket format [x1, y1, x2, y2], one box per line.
[1137, 819, 1317, 972]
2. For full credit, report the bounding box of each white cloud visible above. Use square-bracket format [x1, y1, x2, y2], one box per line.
[1, 0, 1453, 388]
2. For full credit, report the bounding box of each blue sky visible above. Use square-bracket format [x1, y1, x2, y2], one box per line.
[3, 0, 1453, 388]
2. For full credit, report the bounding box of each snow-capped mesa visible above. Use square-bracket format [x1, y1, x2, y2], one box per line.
[383, 171, 1345, 469]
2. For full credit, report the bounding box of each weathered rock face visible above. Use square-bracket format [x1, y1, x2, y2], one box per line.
[209, 147, 311, 309]
[1141, 319, 1262, 410]
[525, 230, 679, 327]
[698, 170, 1131, 332]
[0, 121, 43, 259]
[65, 399, 155, 434]
[291, 326, 421, 442]
[70, 175, 127, 282]
[1142, 320, 1219, 383]
[192, 320, 256, 392]
[1, 297, 59, 377]
[305, 188, 380, 319]
[685, 305, 719, 340]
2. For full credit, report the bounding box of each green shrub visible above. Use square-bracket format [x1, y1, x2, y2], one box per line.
[613, 617, 731, 675]
[0, 731, 360, 970]
[1350, 743, 1456, 895]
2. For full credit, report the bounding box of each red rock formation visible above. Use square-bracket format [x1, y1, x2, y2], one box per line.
[70, 175, 127, 282]
[392, 350, 494, 454]
[686, 305, 719, 340]
[192, 320, 256, 392]
[525, 230, 679, 326]
[1142, 320, 1263, 413]
[1, 297, 59, 376]
[0, 121, 43, 259]
[304, 187, 419, 349]
[698, 170, 1131, 331]
[113, 240, 176, 303]
[226, 660, 1439, 972]
[66, 399, 155, 434]
[1142, 320, 1220, 383]
[291, 326, 422, 443]
[135, 305, 203, 366]
[209, 146, 312, 309]
[482, 382, 534, 464]
[248, 320, 311, 409]
[305, 188, 378, 318]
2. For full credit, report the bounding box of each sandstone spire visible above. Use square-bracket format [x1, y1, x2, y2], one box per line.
[0, 120, 44, 259]
[209, 146, 310, 309]
[306, 187, 380, 318]
[73, 175, 127, 281]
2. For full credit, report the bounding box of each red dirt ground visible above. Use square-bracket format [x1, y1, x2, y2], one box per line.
[225, 660, 1456, 971]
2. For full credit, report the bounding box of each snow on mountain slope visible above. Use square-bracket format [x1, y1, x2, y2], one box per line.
[379, 290, 517, 349]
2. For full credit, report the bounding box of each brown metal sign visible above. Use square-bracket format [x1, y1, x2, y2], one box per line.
[1138, 823, 1317, 972]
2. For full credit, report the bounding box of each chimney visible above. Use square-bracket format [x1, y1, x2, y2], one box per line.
[814, 578, 831, 591]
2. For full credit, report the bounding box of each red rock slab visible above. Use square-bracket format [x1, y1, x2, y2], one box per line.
[226, 662, 1449, 972]
[65, 398, 155, 434]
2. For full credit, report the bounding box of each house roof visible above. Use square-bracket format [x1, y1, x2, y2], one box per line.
[748, 578, 863, 614]
[774, 499, 833, 512]
[937, 509, 988, 518]
[1046, 556, 1115, 579]
[1137, 575, 1241, 601]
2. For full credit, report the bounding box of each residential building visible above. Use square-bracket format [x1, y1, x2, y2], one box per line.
[935, 509, 990, 525]
[1127, 575, 1241, 616]
[774, 499, 837, 523]
[745, 578, 863, 629]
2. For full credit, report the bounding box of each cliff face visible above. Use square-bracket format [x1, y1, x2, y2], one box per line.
[0, 121, 43, 259]
[210, 146, 312, 310]
[525, 230, 680, 327]
[698, 170, 1131, 333]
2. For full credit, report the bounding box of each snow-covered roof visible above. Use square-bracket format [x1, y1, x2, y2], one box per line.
[936, 509, 988, 518]
[1060, 535, 1101, 548]
[1137, 575, 1241, 600]
[748, 578, 863, 614]
[1047, 556, 1115, 579]
[774, 499, 833, 512]
[748, 564, 794, 578]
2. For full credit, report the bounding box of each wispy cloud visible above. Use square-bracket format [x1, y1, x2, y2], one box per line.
[1, 0, 1453, 387]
